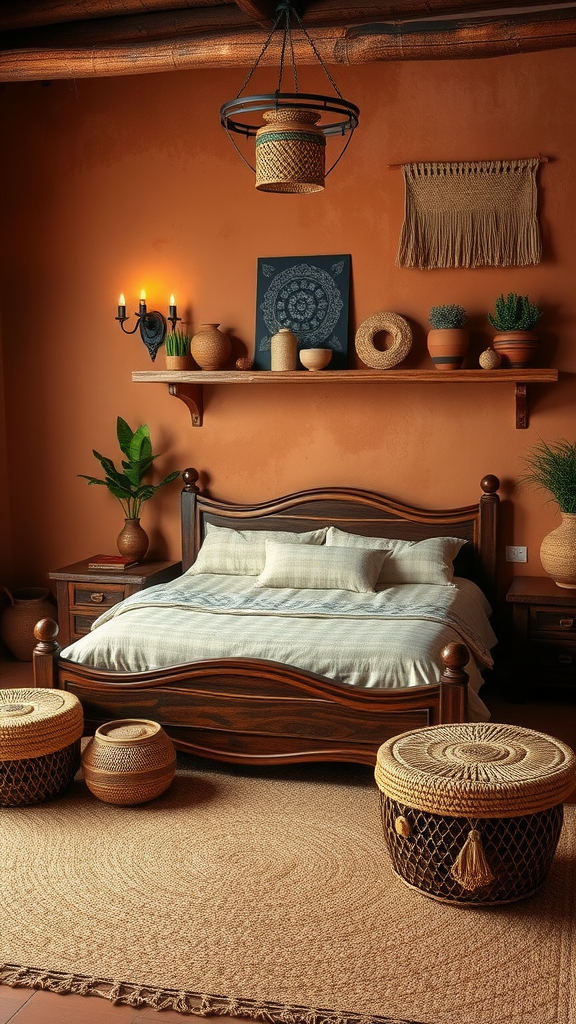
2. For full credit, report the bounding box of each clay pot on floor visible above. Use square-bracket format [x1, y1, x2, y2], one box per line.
[0, 587, 56, 661]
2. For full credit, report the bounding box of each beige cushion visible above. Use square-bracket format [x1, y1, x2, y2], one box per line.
[186, 524, 327, 577]
[255, 540, 387, 592]
[325, 527, 466, 586]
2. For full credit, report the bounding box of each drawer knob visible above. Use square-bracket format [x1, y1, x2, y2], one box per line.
[90, 592, 105, 603]
[558, 654, 573, 665]
[559, 618, 574, 628]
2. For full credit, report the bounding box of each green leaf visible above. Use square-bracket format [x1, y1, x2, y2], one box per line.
[116, 417, 135, 457]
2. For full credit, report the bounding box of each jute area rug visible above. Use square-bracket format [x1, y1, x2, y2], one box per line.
[0, 756, 574, 1024]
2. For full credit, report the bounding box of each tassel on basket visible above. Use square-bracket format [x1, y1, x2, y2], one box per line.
[450, 828, 495, 891]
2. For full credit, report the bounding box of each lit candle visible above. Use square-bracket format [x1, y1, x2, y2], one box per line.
[139, 290, 147, 316]
[169, 294, 177, 320]
[117, 293, 126, 319]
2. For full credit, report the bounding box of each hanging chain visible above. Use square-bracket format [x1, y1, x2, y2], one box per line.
[234, 6, 285, 98]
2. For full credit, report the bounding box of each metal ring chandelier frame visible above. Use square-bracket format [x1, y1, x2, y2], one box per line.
[220, 1, 359, 178]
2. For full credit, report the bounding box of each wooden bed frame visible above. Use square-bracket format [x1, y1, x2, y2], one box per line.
[33, 470, 500, 766]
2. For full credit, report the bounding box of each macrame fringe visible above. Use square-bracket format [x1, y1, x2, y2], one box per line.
[0, 963, 426, 1024]
[450, 828, 495, 891]
[396, 158, 542, 269]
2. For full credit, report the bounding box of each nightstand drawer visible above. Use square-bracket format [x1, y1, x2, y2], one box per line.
[529, 606, 576, 636]
[69, 582, 126, 610]
[533, 640, 576, 673]
[70, 612, 103, 639]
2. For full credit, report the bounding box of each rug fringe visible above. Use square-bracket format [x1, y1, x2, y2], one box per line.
[0, 963, 429, 1024]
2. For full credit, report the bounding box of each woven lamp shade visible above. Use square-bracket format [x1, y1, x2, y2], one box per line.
[0, 688, 83, 806]
[375, 722, 576, 905]
[255, 108, 326, 194]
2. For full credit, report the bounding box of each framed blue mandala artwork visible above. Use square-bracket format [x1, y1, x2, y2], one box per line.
[254, 254, 351, 370]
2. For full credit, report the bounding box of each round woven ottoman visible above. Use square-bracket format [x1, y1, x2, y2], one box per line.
[0, 688, 83, 806]
[81, 719, 176, 805]
[375, 722, 576, 905]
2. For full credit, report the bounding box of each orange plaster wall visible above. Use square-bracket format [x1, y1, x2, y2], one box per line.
[0, 48, 575, 602]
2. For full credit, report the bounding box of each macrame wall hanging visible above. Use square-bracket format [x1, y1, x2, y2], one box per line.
[396, 158, 543, 270]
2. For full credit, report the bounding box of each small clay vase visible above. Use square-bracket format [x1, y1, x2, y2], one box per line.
[117, 518, 148, 561]
[165, 354, 192, 371]
[191, 324, 231, 371]
[0, 587, 56, 661]
[271, 328, 298, 370]
[427, 328, 469, 370]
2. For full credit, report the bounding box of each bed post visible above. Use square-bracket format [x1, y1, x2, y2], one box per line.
[32, 618, 60, 688]
[180, 468, 200, 572]
[478, 474, 500, 598]
[439, 642, 469, 723]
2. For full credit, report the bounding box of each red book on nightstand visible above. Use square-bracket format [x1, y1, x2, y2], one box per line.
[87, 554, 139, 570]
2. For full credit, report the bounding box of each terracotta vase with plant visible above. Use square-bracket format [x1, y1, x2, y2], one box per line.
[488, 292, 543, 368]
[165, 329, 192, 370]
[78, 417, 181, 562]
[523, 437, 576, 588]
[427, 304, 469, 369]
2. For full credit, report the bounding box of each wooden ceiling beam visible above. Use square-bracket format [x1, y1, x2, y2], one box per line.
[0, 8, 574, 79]
[0, 1, 221, 31]
[230, 0, 278, 29]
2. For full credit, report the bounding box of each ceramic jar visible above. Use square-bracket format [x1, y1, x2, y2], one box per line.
[540, 513, 576, 588]
[427, 328, 469, 370]
[191, 324, 231, 371]
[271, 328, 298, 370]
[0, 587, 56, 661]
[117, 518, 149, 561]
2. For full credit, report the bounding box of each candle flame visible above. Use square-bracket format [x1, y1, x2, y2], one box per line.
[140, 289, 146, 301]
[119, 293, 125, 305]
[169, 294, 175, 305]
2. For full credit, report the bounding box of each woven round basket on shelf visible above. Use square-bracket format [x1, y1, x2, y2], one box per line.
[375, 722, 576, 905]
[0, 688, 83, 807]
[81, 719, 176, 806]
[354, 311, 412, 369]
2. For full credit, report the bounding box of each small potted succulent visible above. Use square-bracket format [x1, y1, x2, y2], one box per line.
[79, 417, 181, 561]
[427, 304, 468, 370]
[487, 292, 543, 368]
[165, 329, 192, 370]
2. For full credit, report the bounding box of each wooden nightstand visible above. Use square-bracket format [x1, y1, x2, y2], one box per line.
[48, 557, 182, 648]
[506, 576, 576, 696]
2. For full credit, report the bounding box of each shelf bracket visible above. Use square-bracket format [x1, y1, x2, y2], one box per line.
[515, 382, 528, 429]
[168, 383, 203, 427]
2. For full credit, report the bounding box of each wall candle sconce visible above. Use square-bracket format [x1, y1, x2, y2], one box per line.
[116, 291, 181, 361]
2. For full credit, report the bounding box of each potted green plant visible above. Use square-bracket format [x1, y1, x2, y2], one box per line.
[78, 417, 181, 561]
[488, 292, 543, 368]
[523, 437, 576, 588]
[165, 329, 192, 370]
[427, 304, 468, 370]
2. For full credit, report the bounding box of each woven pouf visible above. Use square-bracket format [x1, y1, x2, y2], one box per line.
[81, 719, 176, 806]
[375, 722, 576, 905]
[0, 688, 83, 806]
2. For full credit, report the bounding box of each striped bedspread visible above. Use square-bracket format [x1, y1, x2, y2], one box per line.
[60, 573, 496, 720]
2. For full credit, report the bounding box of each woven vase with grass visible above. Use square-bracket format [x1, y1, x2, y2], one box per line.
[523, 438, 576, 587]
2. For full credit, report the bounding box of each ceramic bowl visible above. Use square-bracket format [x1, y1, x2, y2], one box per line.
[299, 348, 332, 371]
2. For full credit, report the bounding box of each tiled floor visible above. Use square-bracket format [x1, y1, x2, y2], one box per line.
[0, 657, 574, 1020]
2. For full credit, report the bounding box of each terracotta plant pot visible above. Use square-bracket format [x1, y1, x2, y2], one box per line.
[191, 324, 231, 371]
[117, 518, 149, 561]
[165, 354, 192, 370]
[540, 512, 576, 588]
[492, 331, 538, 368]
[427, 329, 469, 370]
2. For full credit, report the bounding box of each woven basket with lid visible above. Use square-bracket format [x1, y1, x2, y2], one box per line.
[0, 688, 83, 806]
[82, 718, 176, 806]
[375, 722, 576, 905]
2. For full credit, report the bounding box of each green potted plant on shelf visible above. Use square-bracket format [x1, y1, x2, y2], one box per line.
[523, 437, 576, 588]
[427, 303, 469, 370]
[165, 329, 192, 370]
[78, 417, 181, 561]
[487, 292, 543, 368]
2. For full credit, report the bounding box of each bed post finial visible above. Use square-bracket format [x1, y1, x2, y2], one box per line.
[182, 467, 199, 493]
[32, 617, 60, 688]
[181, 469, 200, 571]
[439, 642, 469, 723]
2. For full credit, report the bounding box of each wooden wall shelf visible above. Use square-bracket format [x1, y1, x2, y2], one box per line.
[132, 367, 559, 429]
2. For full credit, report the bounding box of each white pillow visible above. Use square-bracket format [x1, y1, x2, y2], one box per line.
[325, 527, 466, 586]
[186, 523, 327, 577]
[254, 540, 387, 592]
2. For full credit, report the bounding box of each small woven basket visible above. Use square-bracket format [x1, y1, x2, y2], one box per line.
[255, 108, 326, 194]
[82, 719, 176, 806]
[375, 722, 576, 905]
[0, 688, 83, 806]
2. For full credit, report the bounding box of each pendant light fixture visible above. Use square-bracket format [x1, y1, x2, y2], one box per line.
[220, 2, 359, 194]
